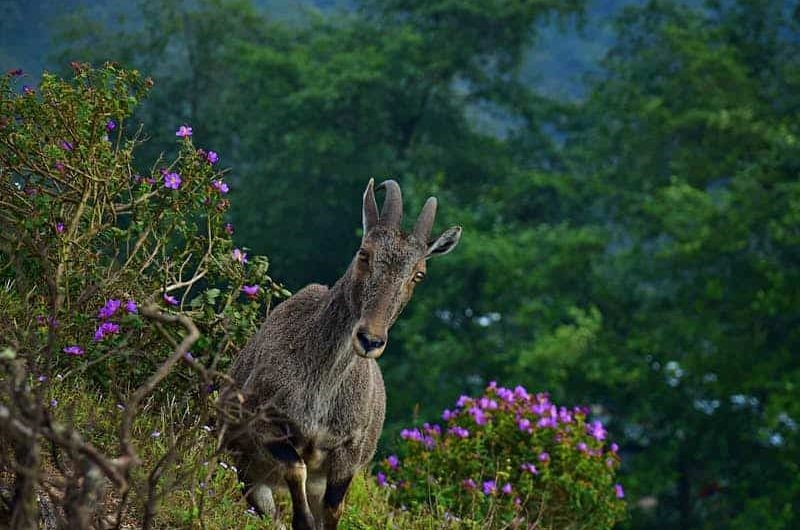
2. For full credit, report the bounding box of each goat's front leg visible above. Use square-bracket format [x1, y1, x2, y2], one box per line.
[268, 442, 316, 530]
[322, 476, 352, 530]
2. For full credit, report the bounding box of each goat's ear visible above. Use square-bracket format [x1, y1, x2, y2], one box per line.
[426, 226, 462, 258]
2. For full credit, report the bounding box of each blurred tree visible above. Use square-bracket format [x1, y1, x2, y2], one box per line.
[563, 1, 800, 528]
[44, 1, 800, 529]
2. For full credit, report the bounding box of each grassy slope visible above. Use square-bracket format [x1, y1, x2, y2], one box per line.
[42, 380, 470, 530]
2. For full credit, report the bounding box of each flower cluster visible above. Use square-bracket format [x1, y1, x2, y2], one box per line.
[378, 382, 626, 529]
[63, 297, 140, 354]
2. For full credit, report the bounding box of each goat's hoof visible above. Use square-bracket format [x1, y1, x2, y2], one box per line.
[291, 515, 316, 530]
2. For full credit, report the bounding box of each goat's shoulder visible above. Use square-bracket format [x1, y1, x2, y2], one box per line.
[266, 283, 329, 328]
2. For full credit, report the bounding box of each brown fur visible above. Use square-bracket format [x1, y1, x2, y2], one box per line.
[224, 180, 461, 530]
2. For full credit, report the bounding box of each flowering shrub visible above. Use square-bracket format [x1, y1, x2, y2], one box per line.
[0, 63, 288, 388]
[378, 382, 627, 529]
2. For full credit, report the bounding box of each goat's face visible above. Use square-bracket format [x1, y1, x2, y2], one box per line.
[349, 180, 461, 359]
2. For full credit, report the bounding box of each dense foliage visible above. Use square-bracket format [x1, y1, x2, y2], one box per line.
[380, 382, 625, 529]
[0, 64, 285, 388]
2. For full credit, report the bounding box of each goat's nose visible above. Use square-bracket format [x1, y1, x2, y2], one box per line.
[356, 330, 386, 353]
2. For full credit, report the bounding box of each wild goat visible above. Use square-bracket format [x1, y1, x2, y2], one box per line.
[223, 179, 461, 530]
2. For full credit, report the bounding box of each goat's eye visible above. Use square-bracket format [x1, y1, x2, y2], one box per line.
[413, 271, 426, 283]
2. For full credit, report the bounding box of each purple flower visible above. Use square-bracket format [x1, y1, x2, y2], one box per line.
[54, 161, 65, 172]
[125, 300, 138, 314]
[224, 223, 234, 235]
[514, 385, 530, 401]
[50, 399, 58, 408]
[97, 299, 121, 320]
[577, 442, 588, 453]
[387, 455, 399, 469]
[456, 395, 471, 408]
[482, 480, 497, 496]
[22, 85, 34, 95]
[184, 351, 195, 362]
[614, 484, 625, 499]
[520, 463, 538, 475]
[400, 428, 423, 442]
[423, 423, 441, 436]
[93, 322, 120, 341]
[212, 179, 229, 194]
[589, 420, 607, 441]
[442, 409, 456, 421]
[151, 430, 161, 438]
[517, 418, 532, 433]
[478, 397, 498, 410]
[559, 407, 573, 424]
[55, 222, 65, 234]
[461, 478, 477, 490]
[164, 172, 182, 190]
[448, 426, 469, 439]
[37, 375, 47, 382]
[175, 124, 193, 137]
[206, 151, 219, 164]
[232, 248, 248, 264]
[242, 284, 260, 298]
[163, 293, 179, 306]
[501, 483, 513, 495]
[611, 442, 619, 453]
[538, 452, 550, 462]
[60, 140, 73, 151]
[537, 417, 556, 428]
[606, 457, 615, 468]
[106, 119, 116, 131]
[63, 345, 84, 356]
[497, 387, 515, 403]
[376, 472, 387, 487]
[469, 406, 488, 425]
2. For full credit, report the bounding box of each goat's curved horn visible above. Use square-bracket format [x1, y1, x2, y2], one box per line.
[363, 178, 378, 235]
[414, 197, 437, 242]
[376, 179, 403, 228]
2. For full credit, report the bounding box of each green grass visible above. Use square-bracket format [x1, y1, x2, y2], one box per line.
[43, 380, 476, 529]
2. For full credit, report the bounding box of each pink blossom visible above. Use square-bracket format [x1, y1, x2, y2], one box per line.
[614, 484, 625, 499]
[63, 345, 84, 356]
[482, 480, 497, 496]
[448, 426, 469, 438]
[164, 172, 182, 190]
[242, 284, 260, 298]
[175, 124, 193, 137]
[93, 322, 120, 341]
[212, 179, 229, 194]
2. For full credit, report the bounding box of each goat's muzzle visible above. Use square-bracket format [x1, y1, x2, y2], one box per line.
[353, 326, 387, 359]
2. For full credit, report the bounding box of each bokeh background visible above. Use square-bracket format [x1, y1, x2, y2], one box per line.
[2, 1, 798, 528]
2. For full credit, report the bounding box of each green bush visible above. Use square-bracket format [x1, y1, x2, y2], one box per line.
[0, 63, 287, 389]
[378, 382, 627, 529]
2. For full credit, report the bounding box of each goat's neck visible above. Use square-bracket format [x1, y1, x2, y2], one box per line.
[314, 267, 359, 371]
